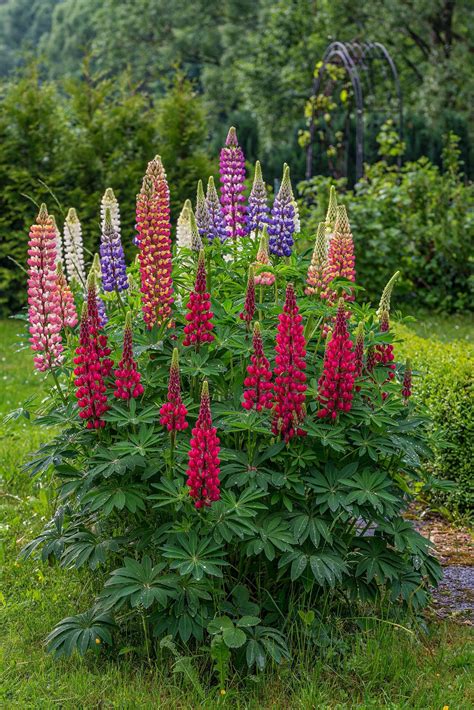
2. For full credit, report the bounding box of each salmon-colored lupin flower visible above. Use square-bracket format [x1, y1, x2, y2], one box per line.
[160, 348, 188, 431]
[305, 222, 328, 296]
[321, 205, 356, 304]
[56, 263, 78, 329]
[242, 322, 273, 411]
[254, 226, 275, 287]
[27, 204, 64, 372]
[186, 381, 220, 508]
[317, 300, 356, 419]
[113, 313, 144, 400]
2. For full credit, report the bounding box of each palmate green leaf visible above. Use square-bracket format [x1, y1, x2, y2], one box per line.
[245, 626, 290, 669]
[208, 488, 264, 543]
[149, 478, 188, 510]
[81, 483, 147, 516]
[20, 508, 67, 563]
[101, 556, 177, 610]
[60, 530, 124, 570]
[162, 532, 228, 581]
[102, 400, 158, 427]
[46, 608, 116, 658]
[88, 448, 145, 478]
[341, 469, 398, 514]
[245, 516, 294, 561]
[278, 550, 348, 586]
[289, 513, 333, 547]
[355, 538, 404, 584]
[112, 425, 163, 457]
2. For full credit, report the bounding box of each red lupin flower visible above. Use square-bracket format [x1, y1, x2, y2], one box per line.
[73, 274, 113, 429]
[160, 348, 188, 431]
[321, 206, 356, 305]
[317, 299, 356, 420]
[186, 381, 221, 508]
[56, 262, 78, 329]
[113, 313, 144, 400]
[242, 322, 273, 411]
[402, 359, 412, 403]
[183, 250, 215, 348]
[136, 157, 174, 329]
[272, 283, 307, 441]
[354, 321, 364, 379]
[240, 265, 256, 328]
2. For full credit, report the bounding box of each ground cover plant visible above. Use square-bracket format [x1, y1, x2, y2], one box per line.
[11, 127, 450, 686]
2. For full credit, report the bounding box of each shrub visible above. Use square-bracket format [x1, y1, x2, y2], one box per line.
[18, 135, 442, 678]
[396, 325, 474, 516]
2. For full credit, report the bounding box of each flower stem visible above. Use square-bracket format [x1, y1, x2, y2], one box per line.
[50, 369, 67, 405]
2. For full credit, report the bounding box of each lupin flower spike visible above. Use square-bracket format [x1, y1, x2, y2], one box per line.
[189, 209, 203, 252]
[272, 283, 307, 441]
[206, 176, 228, 243]
[377, 271, 400, 329]
[305, 222, 328, 296]
[354, 321, 365, 379]
[242, 322, 273, 411]
[101, 188, 121, 238]
[247, 160, 269, 236]
[317, 299, 356, 419]
[268, 164, 297, 257]
[50, 215, 62, 266]
[63, 207, 86, 285]
[113, 312, 144, 400]
[91, 253, 108, 327]
[176, 199, 193, 249]
[219, 126, 247, 240]
[27, 204, 64, 372]
[240, 265, 256, 327]
[325, 185, 338, 236]
[284, 163, 301, 233]
[183, 250, 215, 348]
[56, 262, 78, 329]
[159, 348, 188, 431]
[195, 180, 211, 242]
[402, 359, 412, 403]
[254, 225, 275, 286]
[135, 157, 174, 328]
[321, 205, 356, 304]
[100, 207, 128, 293]
[186, 380, 221, 508]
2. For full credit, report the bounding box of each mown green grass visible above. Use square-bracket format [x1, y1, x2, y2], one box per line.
[1, 318, 473, 708]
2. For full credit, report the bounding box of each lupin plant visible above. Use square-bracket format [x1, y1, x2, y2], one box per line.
[374, 271, 400, 381]
[100, 207, 128, 293]
[101, 187, 121, 237]
[195, 179, 211, 242]
[63, 207, 86, 285]
[239, 265, 256, 328]
[305, 222, 328, 296]
[176, 199, 193, 249]
[321, 205, 356, 304]
[50, 215, 62, 267]
[247, 160, 269, 236]
[189, 209, 203, 252]
[206, 176, 228, 243]
[91, 253, 108, 327]
[254, 225, 275, 287]
[268, 164, 297, 257]
[21, 137, 442, 678]
[325, 185, 338, 238]
[219, 126, 247, 240]
[402, 359, 413, 403]
[56, 263, 78, 329]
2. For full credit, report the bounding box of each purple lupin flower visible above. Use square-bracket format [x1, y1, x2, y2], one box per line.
[219, 126, 247, 240]
[100, 208, 128, 292]
[268, 164, 296, 257]
[247, 160, 269, 236]
[97, 295, 108, 327]
[206, 176, 228, 243]
[195, 180, 211, 242]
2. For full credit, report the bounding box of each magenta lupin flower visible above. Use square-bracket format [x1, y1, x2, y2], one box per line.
[354, 321, 365, 381]
[27, 204, 64, 372]
[186, 381, 221, 508]
[272, 283, 307, 442]
[242, 322, 273, 412]
[113, 313, 144, 400]
[219, 126, 247, 240]
[160, 348, 188, 432]
[402, 359, 412, 403]
[239, 265, 256, 328]
[183, 250, 215, 348]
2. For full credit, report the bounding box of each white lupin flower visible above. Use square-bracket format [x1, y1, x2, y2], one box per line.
[63, 208, 86, 284]
[50, 214, 62, 266]
[101, 188, 121, 236]
[176, 199, 193, 249]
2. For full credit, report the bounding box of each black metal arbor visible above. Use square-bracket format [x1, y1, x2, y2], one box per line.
[305, 41, 402, 181]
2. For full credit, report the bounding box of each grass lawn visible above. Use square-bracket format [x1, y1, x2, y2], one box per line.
[1, 317, 473, 708]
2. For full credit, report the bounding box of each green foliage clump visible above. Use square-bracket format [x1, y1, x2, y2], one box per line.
[396, 324, 474, 515]
[299, 134, 474, 312]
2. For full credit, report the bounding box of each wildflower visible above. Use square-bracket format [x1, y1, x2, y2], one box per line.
[50, 215, 62, 266]
[159, 348, 188, 431]
[73, 273, 113, 429]
[254, 226, 275, 287]
[101, 188, 121, 242]
[195, 180, 211, 242]
[63, 208, 86, 285]
[219, 126, 247, 240]
[285, 163, 301, 234]
[305, 222, 328, 296]
[186, 380, 221, 508]
[402, 359, 412, 403]
[176, 199, 193, 249]
[189, 210, 203, 252]
[240, 266, 256, 328]
[325, 185, 338, 239]
[135, 156, 174, 328]
[268, 165, 296, 257]
[317, 300, 356, 419]
[206, 176, 228, 243]
[354, 321, 364, 379]
[183, 250, 215, 348]
[247, 160, 269, 236]
[113, 312, 144, 400]
[91, 253, 108, 327]
[242, 322, 273, 411]
[56, 263, 78, 329]
[27, 204, 64, 372]
[272, 283, 307, 441]
[321, 205, 356, 304]
[374, 271, 400, 381]
[100, 207, 128, 293]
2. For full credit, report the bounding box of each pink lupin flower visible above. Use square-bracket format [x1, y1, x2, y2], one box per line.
[186, 381, 221, 508]
[254, 226, 275, 287]
[321, 206, 356, 305]
[219, 126, 247, 240]
[183, 250, 215, 348]
[305, 222, 328, 297]
[317, 300, 357, 420]
[27, 204, 64, 372]
[160, 348, 188, 431]
[136, 157, 174, 329]
[272, 283, 307, 442]
[240, 266, 256, 328]
[242, 322, 273, 412]
[114, 313, 144, 400]
[56, 263, 78, 329]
